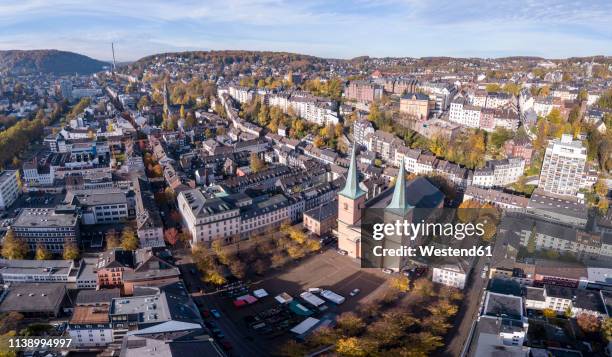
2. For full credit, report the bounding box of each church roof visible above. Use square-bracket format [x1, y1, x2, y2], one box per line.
[338, 145, 366, 200]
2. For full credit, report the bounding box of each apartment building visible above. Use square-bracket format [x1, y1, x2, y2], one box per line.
[12, 207, 79, 253]
[432, 261, 469, 289]
[344, 81, 383, 103]
[365, 130, 404, 162]
[268, 92, 339, 126]
[504, 138, 534, 165]
[449, 97, 482, 128]
[228, 85, 254, 104]
[472, 158, 525, 188]
[352, 119, 375, 148]
[539, 134, 587, 196]
[0, 170, 19, 210]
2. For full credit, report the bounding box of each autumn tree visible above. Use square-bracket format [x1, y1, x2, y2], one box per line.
[63, 242, 80, 260]
[336, 312, 366, 337]
[1, 230, 27, 260]
[249, 152, 266, 173]
[336, 337, 367, 356]
[601, 317, 612, 341]
[412, 278, 434, 298]
[120, 227, 139, 251]
[106, 229, 120, 249]
[389, 276, 410, 292]
[577, 313, 600, 333]
[164, 228, 179, 246]
[35, 243, 52, 260]
[542, 308, 556, 319]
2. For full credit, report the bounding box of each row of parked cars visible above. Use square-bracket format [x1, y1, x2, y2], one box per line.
[195, 300, 232, 352]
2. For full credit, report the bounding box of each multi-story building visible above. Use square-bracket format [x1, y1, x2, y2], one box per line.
[134, 178, 164, 248]
[539, 134, 587, 196]
[228, 85, 254, 104]
[303, 199, 338, 237]
[0, 170, 19, 210]
[96, 247, 179, 292]
[344, 81, 383, 103]
[418, 82, 457, 115]
[268, 92, 339, 126]
[0, 258, 80, 284]
[68, 290, 119, 348]
[178, 189, 241, 244]
[472, 158, 525, 188]
[449, 97, 482, 128]
[12, 207, 79, 253]
[365, 130, 403, 162]
[504, 138, 534, 165]
[432, 261, 469, 289]
[399, 93, 432, 119]
[352, 119, 375, 148]
[533, 97, 554, 117]
[66, 189, 129, 225]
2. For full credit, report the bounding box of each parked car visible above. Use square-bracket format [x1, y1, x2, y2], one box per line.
[220, 340, 233, 351]
[349, 288, 360, 297]
[200, 309, 210, 318]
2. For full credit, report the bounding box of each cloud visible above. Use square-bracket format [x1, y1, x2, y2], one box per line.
[0, 0, 610, 60]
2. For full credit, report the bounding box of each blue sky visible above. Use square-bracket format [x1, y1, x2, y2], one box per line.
[0, 0, 611, 61]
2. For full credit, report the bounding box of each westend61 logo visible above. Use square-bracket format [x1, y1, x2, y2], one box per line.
[360, 207, 499, 269]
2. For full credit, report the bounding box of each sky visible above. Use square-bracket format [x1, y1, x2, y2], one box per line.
[0, 0, 611, 62]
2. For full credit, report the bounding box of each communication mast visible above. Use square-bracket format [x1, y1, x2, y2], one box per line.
[111, 42, 117, 73]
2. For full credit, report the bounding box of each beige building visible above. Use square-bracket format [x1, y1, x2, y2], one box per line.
[399, 93, 432, 119]
[303, 200, 337, 236]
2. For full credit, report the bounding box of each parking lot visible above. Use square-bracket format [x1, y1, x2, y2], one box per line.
[191, 249, 391, 356]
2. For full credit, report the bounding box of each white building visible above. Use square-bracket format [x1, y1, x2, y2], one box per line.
[432, 262, 468, 289]
[539, 135, 587, 196]
[178, 189, 241, 244]
[0, 170, 19, 210]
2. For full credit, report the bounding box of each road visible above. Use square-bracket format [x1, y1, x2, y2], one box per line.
[176, 251, 268, 357]
[441, 252, 489, 356]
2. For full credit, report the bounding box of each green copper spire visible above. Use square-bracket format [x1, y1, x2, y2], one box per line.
[339, 145, 365, 199]
[388, 159, 412, 213]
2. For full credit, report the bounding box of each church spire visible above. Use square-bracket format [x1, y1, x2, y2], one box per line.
[388, 159, 412, 213]
[339, 145, 365, 200]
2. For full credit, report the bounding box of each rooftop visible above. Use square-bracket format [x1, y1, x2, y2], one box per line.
[70, 305, 110, 324]
[12, 207, 78, 228]
[0, 283, 67, 314]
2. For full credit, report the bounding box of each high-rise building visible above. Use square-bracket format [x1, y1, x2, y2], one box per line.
[0, 170, 19, 210]
[539, 134, 587, 196]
